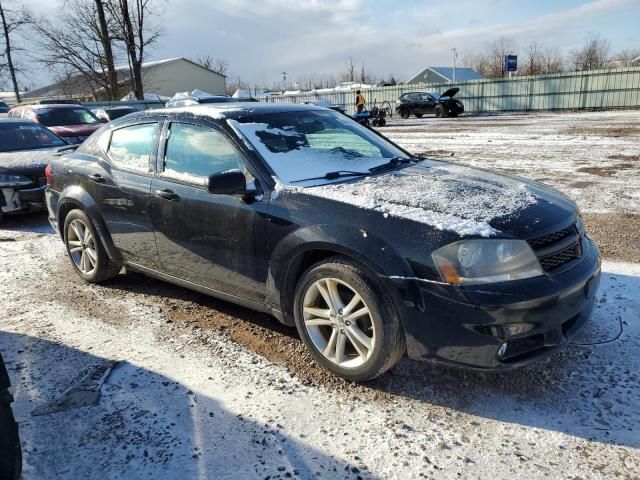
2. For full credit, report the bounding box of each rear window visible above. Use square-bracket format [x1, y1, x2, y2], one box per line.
[35, 107, 100, 127]
[0, 123, 66, 152]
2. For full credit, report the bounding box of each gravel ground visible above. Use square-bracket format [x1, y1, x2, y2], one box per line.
[1, 110, 639, 479]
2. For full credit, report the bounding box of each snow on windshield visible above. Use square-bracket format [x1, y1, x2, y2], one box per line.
[229, 112, 409, 185]
[303, 164, 538, 237]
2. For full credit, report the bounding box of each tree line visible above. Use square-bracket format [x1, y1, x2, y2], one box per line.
[464, 35, 639, 78]
[0, 0, 163, 101]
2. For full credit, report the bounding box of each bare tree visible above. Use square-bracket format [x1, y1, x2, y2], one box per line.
[343, 57, 355, 82]
[194, 55, 229, 76]
[94, 0, 118, 99]
[0, 0, 27, 102]
[107, 0, 163, 99]
[539, 46, 564, 74]
[522, 41, 542, 76]
[29, 0, 121, 99]
[463, 37, 517, 78]
[612, 48, 640, 67]
[570, 34, 611, 71]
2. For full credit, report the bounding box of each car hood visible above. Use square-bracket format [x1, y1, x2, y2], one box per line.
[286, 160, 576, 239]
[0, 146, 62, 177]
[47, 124, 101, 137]
[440, 87, 459, 99]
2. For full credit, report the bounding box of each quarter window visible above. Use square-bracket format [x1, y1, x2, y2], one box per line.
[162, 123, 245, 184]
[108, 123, 157, 173]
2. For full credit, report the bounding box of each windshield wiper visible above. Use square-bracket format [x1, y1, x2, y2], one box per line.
[291, 170, 370, 183]
[368, 157, 413, 174]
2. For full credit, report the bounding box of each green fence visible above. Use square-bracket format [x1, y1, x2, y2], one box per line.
[263, 67, 640, 115]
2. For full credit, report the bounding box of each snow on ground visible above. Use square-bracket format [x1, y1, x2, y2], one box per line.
[382, 110, 640, 214]
[1, 110, 639, 479]
[1, 218, 639, 479]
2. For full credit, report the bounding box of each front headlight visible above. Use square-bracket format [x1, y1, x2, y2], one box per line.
[0, 173, 33, 187]
[432, 239, 543, 285]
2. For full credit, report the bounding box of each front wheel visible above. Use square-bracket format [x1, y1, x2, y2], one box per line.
[435, 106, 446, 118]
[398, 107, 410, 119]
[64, 209, 121, 283]
[293, 258, 406, 382]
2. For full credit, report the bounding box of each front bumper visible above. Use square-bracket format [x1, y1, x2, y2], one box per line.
[384, 236, 601, 370]
[0, 184, 46, 214]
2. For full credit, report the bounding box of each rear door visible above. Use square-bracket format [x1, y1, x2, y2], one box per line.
[150, 120, 269, 302]
[82, 121, 162, 268]
[418, 93, 436, 114]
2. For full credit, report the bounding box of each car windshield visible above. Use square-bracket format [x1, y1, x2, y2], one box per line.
[35, 107, 100, 126]
[428, 92, 441, 99]
[0, 123, 67, 152]
[230, 110, 411, 185]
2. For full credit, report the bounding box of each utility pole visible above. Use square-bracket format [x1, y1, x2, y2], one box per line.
[451, 47, 458, 83]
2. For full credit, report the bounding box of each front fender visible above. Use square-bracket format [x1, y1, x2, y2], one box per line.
[267, 223, 416, 323]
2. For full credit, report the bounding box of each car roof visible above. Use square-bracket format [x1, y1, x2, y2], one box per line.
[18, 104, 89, 110]
[147, 102, 324, 120]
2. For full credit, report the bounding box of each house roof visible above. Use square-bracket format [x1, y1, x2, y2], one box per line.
[406, 66, 485, 84]
[23, 57, 225, 100]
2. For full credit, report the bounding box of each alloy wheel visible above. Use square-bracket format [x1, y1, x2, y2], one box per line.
[67, 219, 98, 275]
[302, 278, 376, 368]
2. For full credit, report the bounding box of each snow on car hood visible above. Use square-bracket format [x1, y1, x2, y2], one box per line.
[0, 147, 61, 177]
[296, 163, 539, 237]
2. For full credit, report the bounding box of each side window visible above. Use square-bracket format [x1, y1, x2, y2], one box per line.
[161, 123, 246, 184]
[108, 123, 157, 173]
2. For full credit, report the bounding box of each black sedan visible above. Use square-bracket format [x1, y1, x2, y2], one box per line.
[0, 119, 68, 221]
[396, 88, 464, 118]
[45, 103, 600, 382]
[0, 352, 21, 480]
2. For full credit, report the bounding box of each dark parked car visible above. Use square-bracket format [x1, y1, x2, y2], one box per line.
[165, 92, 238, 108]
[396, 88, 464, 118]
[35, 98, 81, 105]
[8, 104, 105, 144]
[46, 103, 600, 382]
[91, 106, 139, 122]
[0, 119, 68, 221]
[0, 353, 21, 480]
[0, 101, 10, 114]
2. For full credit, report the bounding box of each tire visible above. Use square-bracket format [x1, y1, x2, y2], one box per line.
[63, 209, 121, 283]
[398, 107, 410, 119]
[293, 257, 406, 382]
[372, 118, 379, 127]
[378, 117, 386, 127]
[435, 106, 445, 118]
[0, 394, 21, 480]
[415, 113, 423, 118]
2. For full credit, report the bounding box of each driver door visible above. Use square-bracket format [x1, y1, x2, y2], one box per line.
[150, 120, 269, 302]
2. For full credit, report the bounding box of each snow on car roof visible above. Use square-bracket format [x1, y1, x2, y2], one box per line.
[151, 102, 324, 120]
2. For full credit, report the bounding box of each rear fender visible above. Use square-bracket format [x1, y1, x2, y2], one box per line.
[57, 186, 122, 264]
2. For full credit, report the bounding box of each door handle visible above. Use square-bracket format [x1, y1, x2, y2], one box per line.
[153, 189, 180, 201]
[87, 173, 106, 183]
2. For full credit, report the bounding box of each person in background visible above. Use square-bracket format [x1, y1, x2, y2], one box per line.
[355, 90, 366, 113]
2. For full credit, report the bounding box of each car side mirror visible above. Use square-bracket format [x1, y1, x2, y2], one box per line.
[207, 170, 246, 195]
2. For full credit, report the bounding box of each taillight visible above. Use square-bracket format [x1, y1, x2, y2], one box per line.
[45, 163, 52, 186]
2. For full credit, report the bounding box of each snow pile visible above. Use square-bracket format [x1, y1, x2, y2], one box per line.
[304, 165, 537, 237]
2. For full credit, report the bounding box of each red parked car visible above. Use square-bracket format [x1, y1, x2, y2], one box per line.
[7, 104, 105, 144]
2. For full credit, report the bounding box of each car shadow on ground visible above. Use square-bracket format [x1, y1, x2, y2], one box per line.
[0, 212, 52, 237]
[0, 331, 373, 480]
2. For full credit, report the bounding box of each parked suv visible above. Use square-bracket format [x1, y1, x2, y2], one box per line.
[46, 103, 600, 382]
[0, 101, 10, 114]
[8, 104, 105, 144]
[0, 353, 21, 480]
[396, 88, 464, 118]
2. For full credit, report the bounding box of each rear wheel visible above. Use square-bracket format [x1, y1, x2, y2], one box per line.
[435, 105, 446, 118]
[64, 209, 121, 283]
[293, 258, 406, 382]
[399, 107, 410, 119]
[0, 393, 21, 480]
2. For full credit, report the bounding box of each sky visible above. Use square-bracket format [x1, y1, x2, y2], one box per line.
[8, 0, 640, 90]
